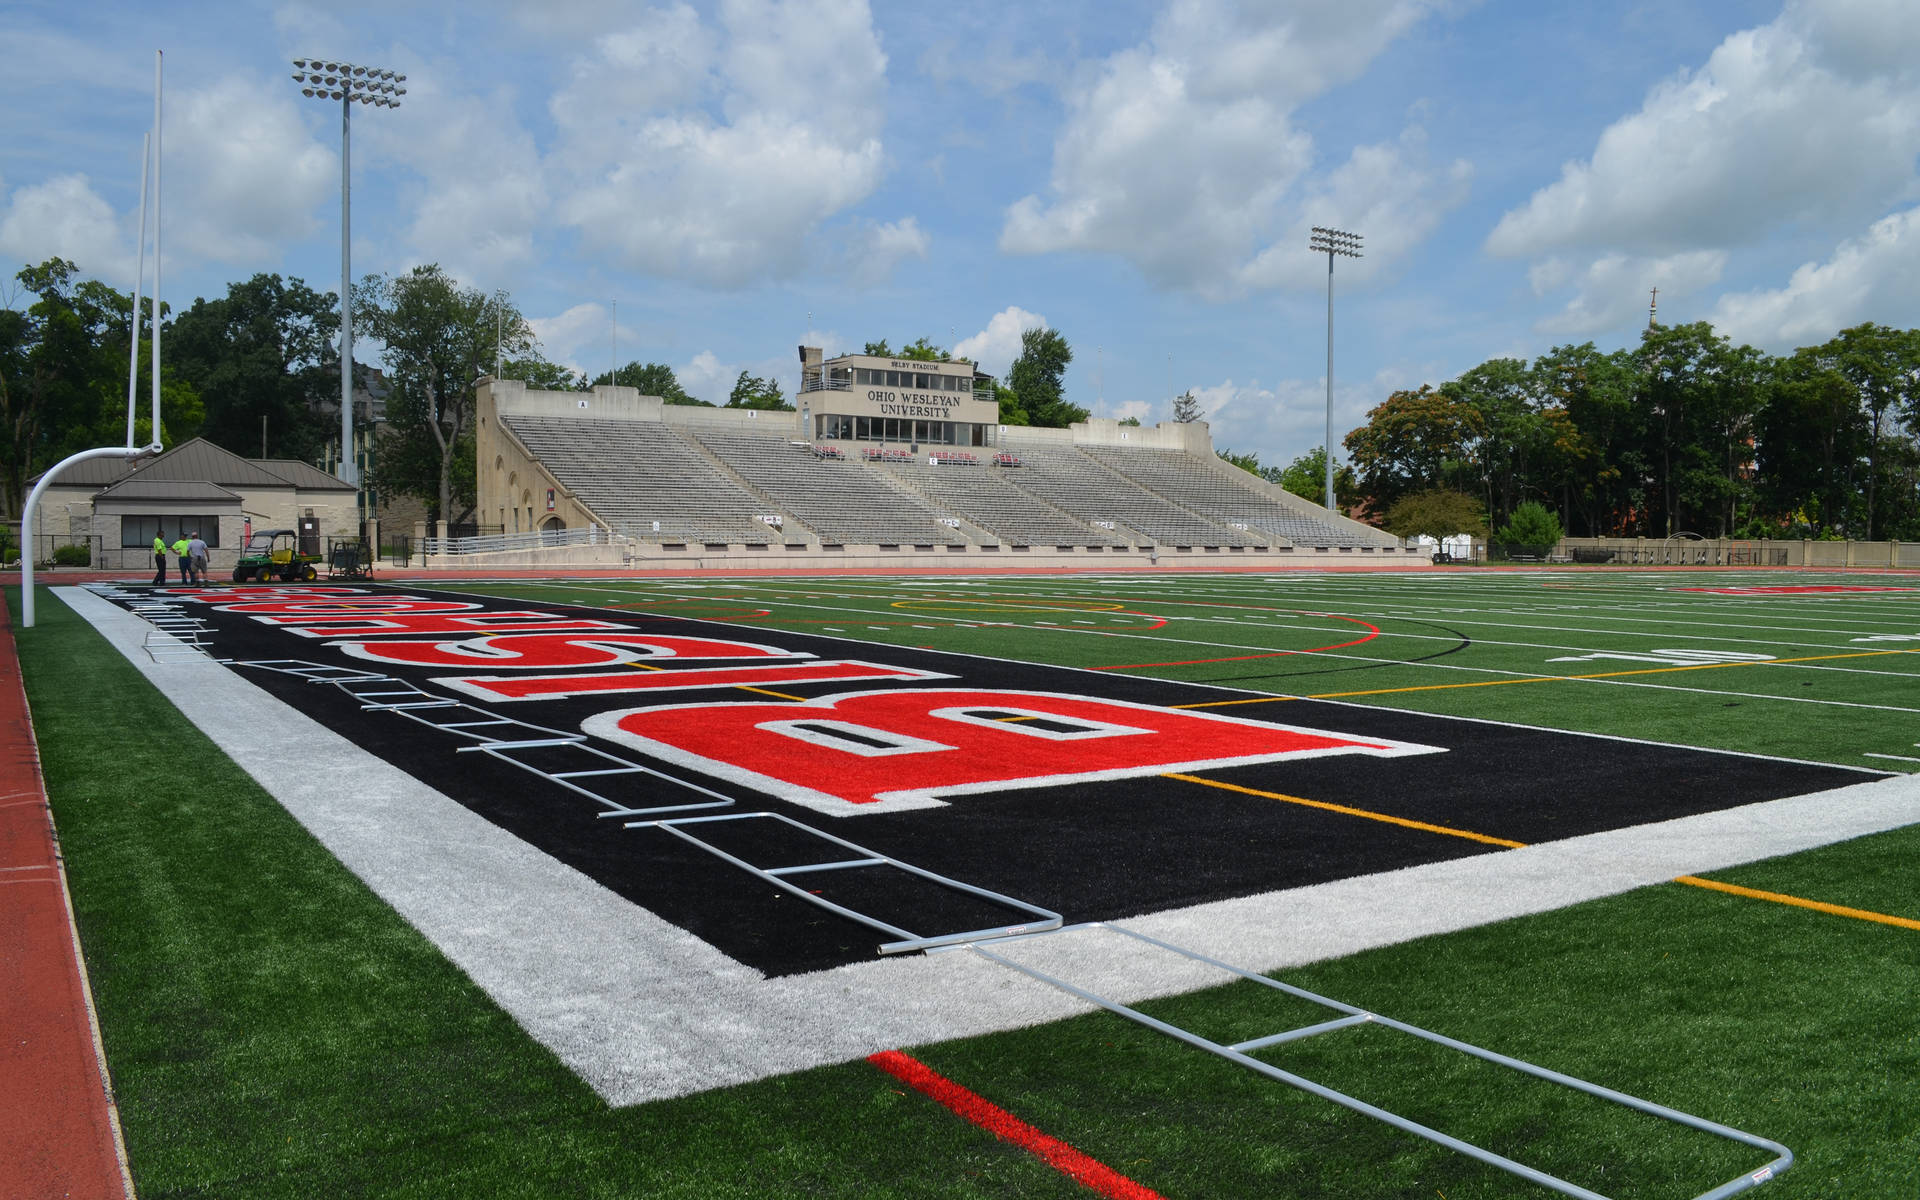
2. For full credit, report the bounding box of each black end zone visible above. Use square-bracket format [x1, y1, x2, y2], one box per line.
[120, 585, 1872, 976]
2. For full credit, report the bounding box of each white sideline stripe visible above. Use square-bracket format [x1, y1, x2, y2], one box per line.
[58, 586, 1920, 1106]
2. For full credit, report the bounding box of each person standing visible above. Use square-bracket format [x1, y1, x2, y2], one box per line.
[188, 530, 210, 585]
[172, 532, 192, 584]
[152, 530, 168, 584]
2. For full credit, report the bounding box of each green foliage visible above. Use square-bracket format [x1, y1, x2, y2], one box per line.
[1, 257, 207, 519]
[1118, 416, 1141, 427]
[1006, 327, 1086, 428]
[1277, 447, 1358, 506]
[1172, 389, 1202, 423]
[356, 265, 531, 523]
[1217, 447, 1283, 484]
[1344, 320, 1920, 542]
[52, 542, 92, 566]
[168, 274, 335, 463]
[1493, 499, 1563, 547]
[592, 361, 710, 406]
[896, 337, 949, 362]
[505, 357, 586, 392]
[1384, 489, 1487, 538]
[726, 370, 792, 411]
[993, 382, 1028, 427]
[862, 339, 891, 357]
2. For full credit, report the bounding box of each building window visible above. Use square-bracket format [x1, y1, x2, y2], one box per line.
[123, 515, 221, 548]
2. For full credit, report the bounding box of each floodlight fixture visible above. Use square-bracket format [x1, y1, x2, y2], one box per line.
[1307, 226, 1363, 512]
[291, 57, 404, 494]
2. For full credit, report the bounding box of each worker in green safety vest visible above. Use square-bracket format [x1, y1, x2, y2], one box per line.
[152, 532, 168, 584]
[172, 534, 192, 585]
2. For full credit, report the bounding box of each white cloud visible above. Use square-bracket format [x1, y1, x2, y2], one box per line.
[999, 0, 1462, 295]
[1233, 128, 1473, 291]
[843, 217, 929, 285]
[952, 305, 1046, 376]
[1536, 250, 1727, 336]
[548, 0, 893, 287]
[1488, 11, 1920, 258]
[167, 75, 335, 265]
[0, 174, 127, 279]
[1712, 205, 1920, 347]
[527, 302, 613, 374]
[373, 68, 548, 280]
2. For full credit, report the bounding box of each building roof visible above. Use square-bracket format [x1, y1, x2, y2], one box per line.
[133, 438, 307, 489]
[29, 436, 356, 494]
[25, 454, 145, 488]
[257, 458, 357, 490]
[94, 478, 243, 504]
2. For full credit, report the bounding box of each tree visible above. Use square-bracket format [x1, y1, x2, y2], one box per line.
[1006, 327, 1085, 428]
[168, 273, 336, 463]
[1533, 342, 1642, 536]
[862, 339, 891, 357]
[1826, 323, 1920, 539]
[356, 265, 532, 523]
[1493, 500, 1563, 550]
[1276, 447, 1358, 507]
[1172, 389, 1202, 423]
[1217, 448, 1281, 482]
[727, 370, 793, 411]
[1344, 384, 1484, 513]
[505, 356, 587, 392]
[994, 382, 1028, 426]
[2, 258, 200, 518]
[592, 361, 710, 406]
[1383, 489, 1487, 539]
[897, 337, 949, 362]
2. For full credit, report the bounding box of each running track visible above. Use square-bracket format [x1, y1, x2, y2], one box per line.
[0, 593, 132, 1200]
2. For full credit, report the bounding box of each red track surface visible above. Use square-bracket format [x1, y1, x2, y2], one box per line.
[0, 595, 133, 1200]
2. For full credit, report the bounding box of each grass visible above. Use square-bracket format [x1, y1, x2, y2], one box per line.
[13, 568, 1920, 1198]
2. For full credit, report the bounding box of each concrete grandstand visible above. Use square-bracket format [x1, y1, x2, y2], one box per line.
[472, 376, 1417, 570]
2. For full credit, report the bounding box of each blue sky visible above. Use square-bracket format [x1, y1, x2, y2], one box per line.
[5, 0, 1917, 469]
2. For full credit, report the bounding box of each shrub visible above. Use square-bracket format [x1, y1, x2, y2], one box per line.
[52, 543, 93, 567]
[1494, 501, 1563, 549]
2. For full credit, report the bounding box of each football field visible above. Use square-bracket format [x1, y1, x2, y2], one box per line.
[14, 566, 1920, 1199]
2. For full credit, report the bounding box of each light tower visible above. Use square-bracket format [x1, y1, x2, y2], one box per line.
[290, 58, 405, 489]
[1308, 226, 1362, 512]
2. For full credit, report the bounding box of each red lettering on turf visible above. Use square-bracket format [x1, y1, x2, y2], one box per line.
[868, 1051, 1167, 1200]
[440, 660, 952, 702]
[584, 688, 1441, 815]
[338, 631, 807, 670]
[270, 611, 635, 639]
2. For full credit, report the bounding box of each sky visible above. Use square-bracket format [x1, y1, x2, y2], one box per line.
[4, 0, 1919, 470]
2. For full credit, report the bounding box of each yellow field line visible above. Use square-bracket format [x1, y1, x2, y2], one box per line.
[1173, 646, 1920, 705]
[1161, 773, 1527, 848]
[1162, 778, 1917, 932]
[1674, 875, 1920, 931]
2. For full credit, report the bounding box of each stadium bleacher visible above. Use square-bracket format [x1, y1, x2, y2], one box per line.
[497, 402, 1397, 554]
[690, 431, 969, 546]
[1080, 445, 1382, 548]
[500, 416, 797, 544]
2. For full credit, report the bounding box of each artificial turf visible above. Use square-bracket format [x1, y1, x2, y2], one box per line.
[14, 574, 1920, 1198]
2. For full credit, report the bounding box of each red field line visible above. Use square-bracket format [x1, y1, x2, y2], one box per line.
[869, 1050, 1167, 1199]
[0, 595, 134, 1200]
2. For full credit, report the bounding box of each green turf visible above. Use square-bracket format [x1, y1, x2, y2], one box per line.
[13, 570, 1920, 1198]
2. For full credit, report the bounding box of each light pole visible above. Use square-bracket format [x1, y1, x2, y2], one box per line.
[290, 58, 404, 490]
[1308, 226, 1361, 512]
